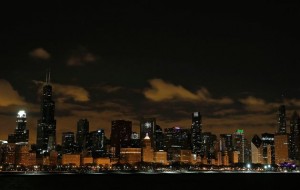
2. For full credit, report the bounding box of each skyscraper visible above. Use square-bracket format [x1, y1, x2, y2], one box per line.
[62, 132, 75, 154]
[142, 133, 154, 162]
[289, 111, 300, 161]
[87, 129, 106, 158]
[8, 110, 29, 143]
[251, 134, 262, 164]
[76, 119, 89, 151]
[202, 132, 217, 159]
[261, 133, 275, 164]
[140, 118, 156, 149]
[155, 125, 164, 151]
[278, 105, 287, 134]
[36, 71, 57, 155]
[274, 105, 289, 164]
[191, 112, 202, 155]
[110, 120, 132, 157]
[219, 134, 233, 152]
[232, 129, 245, 163]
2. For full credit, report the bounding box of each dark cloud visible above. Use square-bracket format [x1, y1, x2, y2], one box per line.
[0, 79, 26, 106]
[66, 46, 98, 66]
[33, 80, 90, 102]
[144, 78, 233, 104]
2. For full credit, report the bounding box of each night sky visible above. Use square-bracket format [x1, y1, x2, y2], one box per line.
[1, 2, 300, 144]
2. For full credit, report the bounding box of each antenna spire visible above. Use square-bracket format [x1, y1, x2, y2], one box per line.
[48, 69, 51, 84]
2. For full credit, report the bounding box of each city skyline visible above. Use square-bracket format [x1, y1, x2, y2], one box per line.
[1, 2, 300, 144]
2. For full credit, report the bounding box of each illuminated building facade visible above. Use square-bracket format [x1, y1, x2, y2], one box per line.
[154, 151, 168, 165]
[14, 110, 29, 143]
[290, 111, 300, 162]
[120, 148, 141, 164]
[36, 72, 57, 156]
[142, 133, 154, 162]
[274, 133, 289, 164]
[163, 127, 191, 160]
[191, 112, 202, 155]
[202, 132, 217, 159]
[251, 134, 262, 164]
[232, 129, 245, 163]
[61, 154, 80, 167]
[261, 133, 275, 164]
[140, 117, 156, 149]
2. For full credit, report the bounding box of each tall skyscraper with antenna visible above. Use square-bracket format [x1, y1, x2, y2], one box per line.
[36, 70, 57, 156]
[191, 112, 203, 155]
[277, 105, 287, 134]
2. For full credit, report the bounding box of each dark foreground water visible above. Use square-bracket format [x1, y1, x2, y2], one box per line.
[0, 173, 298, 190]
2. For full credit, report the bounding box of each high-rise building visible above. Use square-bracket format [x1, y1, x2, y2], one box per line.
[142, 133, 154, 162]
[62, 132, 75, 154]
[232, 129, 245, 163]
[251, 134, 262, 164]
[36, 71, 57, 155]
[155, 125, 164, 151]
[164, 127, 191, 161]
[8, 110, 29, 143]
[290, 111, 300, 161]
[163, 127, 191, 150]
[219, 134, 233, 152]
[278, 105, 287, 134]
[191, 112, 202, 155]
[274, 133, 289, 164]
[110, 120, 132, 157]
[202, 132, 217, 159]
[130, 132, 140, 148]
[261, 133, 275, 164]
[87, 129, 106, 158]
[76, 119, 89, 151]
[140, 118, 156, 149]
[15, 110, 29, 143]
[274, 105, 289, 164]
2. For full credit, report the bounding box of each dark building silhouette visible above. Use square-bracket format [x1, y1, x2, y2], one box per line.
[252, 134, 262, 148]
[86, 129, 106, 158]
[219, 134, 233, 152]
[164, 127, 191, 150]
[191, 112, 202, 155]
[155, 125, 164, 151]
[290, 111, 300, 161]
[140, 118, 156, 149]
[232, 129, 245, 163]
[202, 132, 217, 159]
[76, 119, 89, 152]
[36, 71, 57, 156]
[274, 105, 289, 164]
[62, 132, 75, 154]
[278, 105, 287, 134]
[163, 127, 191, 161]
[110, 120, 132, 157]
[130, 132, 140, 148]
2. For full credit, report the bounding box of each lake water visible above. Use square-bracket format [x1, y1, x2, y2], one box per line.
[0, 172, 298, 190]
